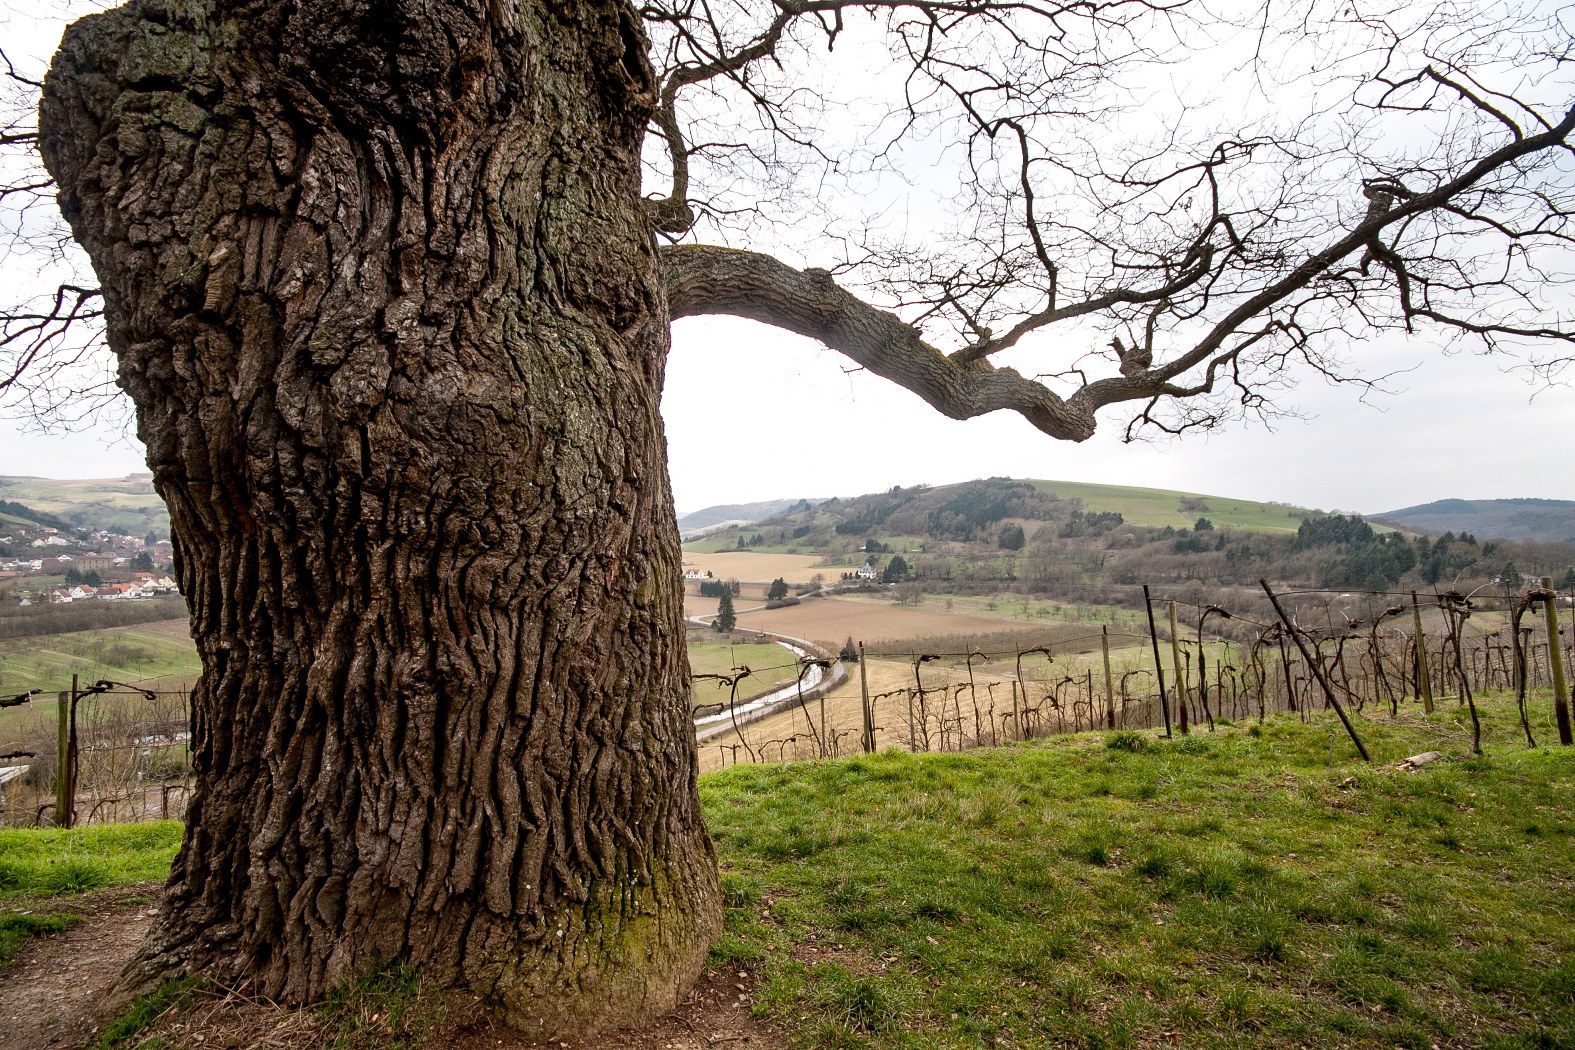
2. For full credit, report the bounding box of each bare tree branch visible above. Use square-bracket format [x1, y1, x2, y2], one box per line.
[5, 1, 1575, 446]
[665, 243, 1103, 438]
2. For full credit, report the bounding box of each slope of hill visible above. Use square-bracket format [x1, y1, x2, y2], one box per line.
[1372, 498, 1575, 543]
[0, 475, 170, 538]
[677, 498, 820, 538]
[0, 499, 72, 532]
[686, 477, 1575, 619]
[690, 477, 1312, 553]
[1025, 479, 1307, 532]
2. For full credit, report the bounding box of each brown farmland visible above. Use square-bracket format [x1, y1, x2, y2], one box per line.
[729, 595, 1050, 649]
[680, 552, 849, 584]
[693, 652, 1154, 774]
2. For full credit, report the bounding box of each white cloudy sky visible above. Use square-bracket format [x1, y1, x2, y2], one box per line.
[5, 317, 1570, 517]
[659, 317, 1574, 515]
[3, 1, 1572, 517]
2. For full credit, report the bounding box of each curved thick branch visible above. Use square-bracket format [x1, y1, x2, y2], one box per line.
[662, 243, 1103, 439]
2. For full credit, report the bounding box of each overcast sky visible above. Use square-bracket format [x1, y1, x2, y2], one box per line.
[4, 2, 1572, 517]
[658, 316, 1574, 515]
[9, 313, 1563, 519]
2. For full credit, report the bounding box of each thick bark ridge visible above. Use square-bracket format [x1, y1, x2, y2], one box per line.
[40, 0, 720, 1034]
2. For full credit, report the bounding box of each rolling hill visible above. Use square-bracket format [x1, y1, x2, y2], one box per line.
[676, 498, 821, 539]
[685, 477, 1575, 608]
[0, 475, 170, 538]
[1372, 498, 1575, 544]
[687, 476, 1314, 554]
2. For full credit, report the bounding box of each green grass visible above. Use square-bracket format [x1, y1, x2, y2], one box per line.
[689, 634, 805, 707]
[1028, 479, 1309, 532]
[0, 626, 199, 708]
[6, 700, 1575, 1049]
[0, 821, 180, 964]
[317, 963, 443, 1049]
[704, 700, 1575, 1048]
[0, 910, 78, 963]
[0, 822, 181, 901]
[97, 977, 202, 1048]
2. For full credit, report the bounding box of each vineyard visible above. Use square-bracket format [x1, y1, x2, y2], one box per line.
[695, 581, 1574, 770]
[4, 577, 1572, 825]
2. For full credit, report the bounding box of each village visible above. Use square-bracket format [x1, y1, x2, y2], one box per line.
[0, 518, 177, 606]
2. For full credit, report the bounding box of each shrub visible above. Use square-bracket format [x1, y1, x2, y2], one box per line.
[1105, 730, 1148, 753]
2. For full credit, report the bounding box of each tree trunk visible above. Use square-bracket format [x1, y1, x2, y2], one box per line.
[40, 0, 720, 1034]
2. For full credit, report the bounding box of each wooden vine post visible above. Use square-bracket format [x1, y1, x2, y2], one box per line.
[55, 681, 71, 829]
[1260, 581, 1371, 762]
[1142, 585, 1172, 737]
[1411, 591, 1434, 713]
[858, 642, 875, 753]
[1539, 577, 1573, 746]
[1100, 625, 1116, 730]
[1168, 601, 1190, 734]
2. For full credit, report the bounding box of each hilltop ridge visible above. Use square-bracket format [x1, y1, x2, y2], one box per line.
[1372, 497, 1575, 544]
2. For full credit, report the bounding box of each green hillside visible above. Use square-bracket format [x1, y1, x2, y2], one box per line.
[0, 624, 199, 705]
[1027, 479, 1307, 532]
[689, 476, 1313, 553]
[0, 475, 169, 538]
[1373, 497, 1575, 544]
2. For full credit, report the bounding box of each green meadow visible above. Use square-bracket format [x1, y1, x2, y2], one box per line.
[4, 696, 1573, 1049]
[1028, 479, 1308, 533]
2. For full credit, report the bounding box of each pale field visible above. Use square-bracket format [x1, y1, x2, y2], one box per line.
[725, 594, 1060, 649]
[696, 657, 954, 772]
[132, 618, 194, 639]
[680, 551, 854, 584]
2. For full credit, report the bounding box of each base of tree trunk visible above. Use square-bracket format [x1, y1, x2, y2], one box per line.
[111, 863, 721, 1037]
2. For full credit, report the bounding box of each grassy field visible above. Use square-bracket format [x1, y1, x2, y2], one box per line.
[1029, 479, 1309, 533]
[4, 697, 1573, 1049]
[688, 632, 805, 708]
[0, 474, 170, 537]
[707, 701, 1575, 1049]
[0, 624, 200, 705]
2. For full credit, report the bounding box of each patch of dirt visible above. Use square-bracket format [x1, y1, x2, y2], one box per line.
[0, 889, 784, 1050]
[456, 966, 786, 1050]
[130, 619, 195, 640]
[0, 886, 161, 1050]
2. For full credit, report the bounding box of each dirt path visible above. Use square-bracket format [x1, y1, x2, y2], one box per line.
[0, 888, 783, 1050]
[0, 887, 160, 1050]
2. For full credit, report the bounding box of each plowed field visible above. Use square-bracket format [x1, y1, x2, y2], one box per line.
[729, 595, 1038, 648]
[680, 551, 853, 583]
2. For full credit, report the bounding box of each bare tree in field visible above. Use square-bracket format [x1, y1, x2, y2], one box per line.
[0, 0, 1570, 1035]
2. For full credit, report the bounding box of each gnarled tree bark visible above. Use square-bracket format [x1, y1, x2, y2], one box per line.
[41, 0, 718, 1033]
